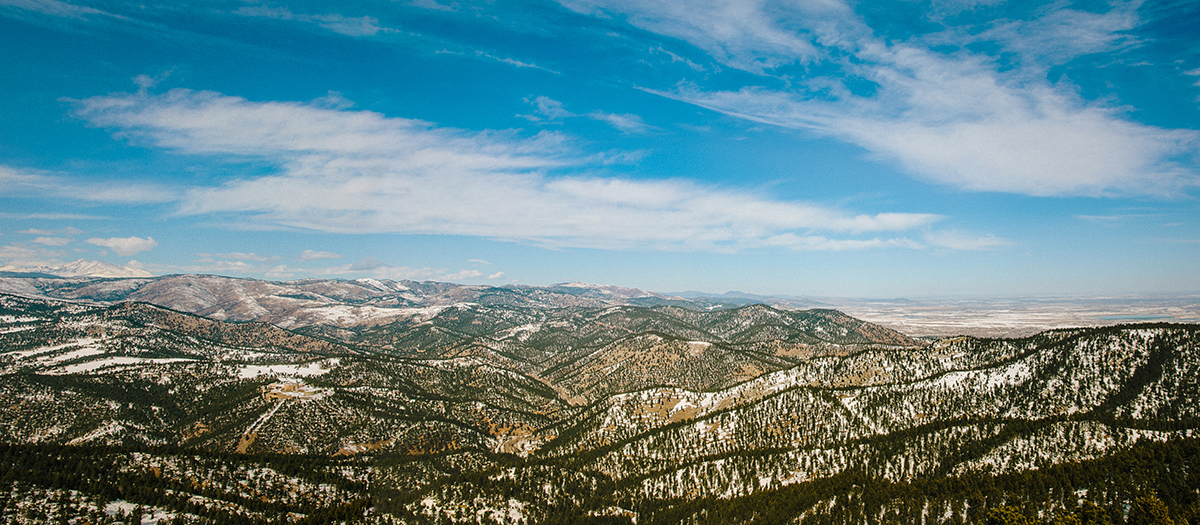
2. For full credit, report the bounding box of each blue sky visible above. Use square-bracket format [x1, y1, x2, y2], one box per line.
[0, 0, 1198, 297]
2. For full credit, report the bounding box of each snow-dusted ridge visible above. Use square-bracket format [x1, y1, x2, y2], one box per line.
[0, 259, 152, 278]
[1, 286, 1199, 523]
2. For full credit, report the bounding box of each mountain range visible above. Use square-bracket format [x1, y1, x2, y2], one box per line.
[0, 272, 792, 327]
[0, 259, 154, 279]
[0, 273, 1198, 524]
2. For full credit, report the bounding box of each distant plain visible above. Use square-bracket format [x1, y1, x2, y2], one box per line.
[833, 295, 1200, 338]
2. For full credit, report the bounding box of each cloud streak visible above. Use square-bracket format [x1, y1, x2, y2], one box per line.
[522, 96, 656, 133]
[71, 88, 942, 252]
[234, 6, 393, 37]
[264, 259, 484, 282]
[0, 165, 177, 203]
[0, 0, 118, 20]
[923, 230, 1012, 251]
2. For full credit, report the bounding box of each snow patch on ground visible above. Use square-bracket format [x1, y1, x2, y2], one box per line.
[45, 345, 106, 363]
[56, 357, 196, 374]
[502, 323, 542, 340]
[303, 304, 449, 326]
[238, 360, 334, 379]
[105, 499, 188, 524]
[68, 421, 125, 445]
[953, 421, 1196, 475]
[9, 337, 101, 358]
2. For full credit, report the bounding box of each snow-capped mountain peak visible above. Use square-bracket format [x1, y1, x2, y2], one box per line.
[0, 259, 152, 278]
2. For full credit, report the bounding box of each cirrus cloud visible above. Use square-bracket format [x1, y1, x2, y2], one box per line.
[577, 0, 1199, 197]
[234, 6, 393, 37]
[0, 164, 176, 203]
[923, 230, 1012, 251]
[70, 88, 943, 252]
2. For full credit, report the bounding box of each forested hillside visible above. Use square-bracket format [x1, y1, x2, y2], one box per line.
[1, 283, 1198, 524]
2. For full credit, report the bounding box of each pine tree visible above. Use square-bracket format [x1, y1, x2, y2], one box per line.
[1128, 495, 1175, 525]
[981, 506, 1034, 525]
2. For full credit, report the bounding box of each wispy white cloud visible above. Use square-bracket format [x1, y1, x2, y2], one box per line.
[216, 252, 279, 263]
[71, 88, 943, 252]
[965, 4, 1140, 70]
[410, 0, 458, 12]
[140, 252, 283, 277]
[197, 260, 256, 272]
[0, 242, 64, 268]
[442, 269, 483, 280]
[18, 227, 83, 236]
[264, 260, 479, 282]
[487, 271, 506, 279]
[0, 212, 109, 220]
[575, 0, 1198, 197]
[1074, 213, 1163, 222]
[133, 70, 174, 91]
[0, 164, 177, 203]
[557, 0, 840, 74]
[32, 236, 72, 246]
[523, 96, 656, 133]
[756, 234, 922, 251]
[669, 78, 1199, 196]
[1075, 215, 1124, 222]
[650, 46, 706, 72]
[86, 236, 157, 256]
[587, 111, 655, 134]
[435, 49, 561, 74]
[348, 257, 387, 271]
[234, 6, 394, 37]
[298, 249, 343, 261]
[925, 0, 1005, 20]
[475, 51, 561, 74]
[923, 230, 1012, 251]
[151, 259, 258, 276]
[264, 265, 296, 279]
[0, 0, 118, 20]
[373, 266, 444, 281]
[284, 257, 475, 281]
[520, 95, 574, 122]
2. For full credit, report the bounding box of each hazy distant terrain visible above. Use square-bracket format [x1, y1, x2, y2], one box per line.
[834, 295, 1200, 338]
[5, 272, 1196, 339]
[670, 289, 1200, 338]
